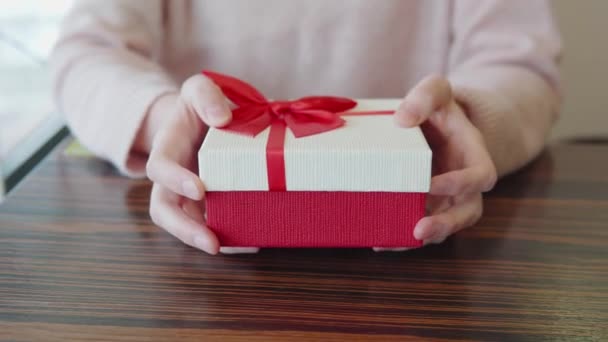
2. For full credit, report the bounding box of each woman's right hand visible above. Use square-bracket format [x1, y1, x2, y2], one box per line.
[144, 74, 259, 255]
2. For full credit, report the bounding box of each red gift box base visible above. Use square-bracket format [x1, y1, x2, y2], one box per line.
[206, 191, 426, 248]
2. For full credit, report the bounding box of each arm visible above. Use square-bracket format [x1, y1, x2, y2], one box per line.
[448, 0, 562, 176]
[52, 1, 247, 254]
[390, 0, 561, 246]
[50, 0, 178, 177]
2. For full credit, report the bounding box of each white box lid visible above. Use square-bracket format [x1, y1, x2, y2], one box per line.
[199, 99, 432, 192]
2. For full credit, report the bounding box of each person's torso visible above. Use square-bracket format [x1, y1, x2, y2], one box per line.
[161, 0, 452, 98]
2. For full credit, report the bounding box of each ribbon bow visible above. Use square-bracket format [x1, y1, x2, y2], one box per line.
[202, 71, 357, 138]
[202, 70, 393, 191]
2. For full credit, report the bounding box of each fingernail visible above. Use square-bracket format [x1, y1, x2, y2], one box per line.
[204, 105, 230, 126]
[414, 223, 438, 241]
[406, 113, 420, 126]
[182, 180, 200, 199]
[194, 235, 216, 254]
[396, 102, 420, 127]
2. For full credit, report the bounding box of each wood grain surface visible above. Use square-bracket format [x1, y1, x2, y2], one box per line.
[1, 141, 607, 341]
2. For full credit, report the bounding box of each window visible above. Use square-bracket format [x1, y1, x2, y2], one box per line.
[0, 0, 73, 196]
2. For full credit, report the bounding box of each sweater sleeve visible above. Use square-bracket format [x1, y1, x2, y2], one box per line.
[448, 0, 562, 177]
[50, 0, 179, 177]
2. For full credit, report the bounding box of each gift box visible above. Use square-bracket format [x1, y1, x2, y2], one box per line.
[198, 71, 432, 248]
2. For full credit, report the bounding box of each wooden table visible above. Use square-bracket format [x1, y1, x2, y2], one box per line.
[1, 140, 607, 341]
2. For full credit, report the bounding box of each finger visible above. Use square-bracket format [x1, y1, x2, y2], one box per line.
[182, 193, 242, 252]
[149, 184, 219, 254]
[146, 114, 205, 201]
[147, 150, 205, 201]
[372, 247, 415, 252]
[426, 194, 452, 214]
[445, 106, 496, 174]
[182, 198, 205, 224]
[430, 164, 497, 196]
[413, 193, 483, 242]
[427, 103, 497, 195]
[395, 74, 452, 127]
[220, 247, 261, 254]
[182, 74, 232, 127]
[171, 190, 259, 255]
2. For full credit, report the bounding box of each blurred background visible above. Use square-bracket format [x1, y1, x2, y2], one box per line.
[552, 0, 608, 140]
[1, 0, 607, 197]
[0, 0, 73, 198]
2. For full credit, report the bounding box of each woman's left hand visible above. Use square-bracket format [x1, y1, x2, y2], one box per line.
[375, 75, 497, 251]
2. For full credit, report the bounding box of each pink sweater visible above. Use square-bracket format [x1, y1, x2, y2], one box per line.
[51, 0, 561, 177]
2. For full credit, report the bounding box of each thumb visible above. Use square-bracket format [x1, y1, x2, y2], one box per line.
[181, 74, 232, 127]
[395, 74, 452, 128]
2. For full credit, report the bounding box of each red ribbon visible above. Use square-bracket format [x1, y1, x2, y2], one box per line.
[202, 70, 393, 191]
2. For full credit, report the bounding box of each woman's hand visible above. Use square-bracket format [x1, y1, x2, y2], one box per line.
[144, 74, 259, 255]
[384, 75, 497, 248]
